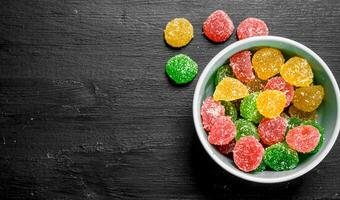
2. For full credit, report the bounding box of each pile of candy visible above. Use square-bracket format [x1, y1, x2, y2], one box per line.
[201, 48, 325, 172]
[164, 10, 269, 84]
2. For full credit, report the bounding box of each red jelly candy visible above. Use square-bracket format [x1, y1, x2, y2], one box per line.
[216, 139, 236, 155]
[203, 10, 234, 43]
[201, 97, 225, 131]
[264, 77, 294, 107]
[258, 117, 286, 145]
[286, 125, 320, 153]
[230, 51, 255, 83]
[237, 18, 269, 40]
[233, 136, 264, 172]
[208, 116, 236, 145]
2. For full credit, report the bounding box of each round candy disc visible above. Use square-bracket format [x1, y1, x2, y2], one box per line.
[240, 92, 263, 123]
[230, 50, 255, 83]
[280, 57, 313, 87]
[235, 119, 259, 141]
[208, 116, 236, 145]
[165, 54, 198, 84]
[201, 96, 225, 131]
[293, 85, 324, 112]
[237, 18, 269, 40]
[252, 48, 285, 80]
[203, 10, 234, 43]
[264, 77, 294, 107]
[233, 136, 264, 172]
[213, 77, 249, 101]
[256, 90, 286, 118]
[264, 142, 299, 171]
[301, 120, 324, 154]
[286, 125, 320, 153]
[164, 18, 193, 48]
[214, 64, 233, 86]
[258, 117, 286, 145]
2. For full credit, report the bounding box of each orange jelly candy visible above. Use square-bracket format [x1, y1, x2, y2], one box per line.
[213, 77, 249, 101]
[293, 85, 324, 112]
[256, 90, 286, 118]
[252, 48, 285, 80]
[164, 18, 194, 48]
[280, 57, 313, 87]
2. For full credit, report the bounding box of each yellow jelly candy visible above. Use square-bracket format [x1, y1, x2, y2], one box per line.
[280, 57, 313, 87]
[252, 48, 285, 80]
[288, 105, 317, 121]
[164, 18, 193, 48]
[213, 77, 249, 101]
[256, 90, 286, 118]
[293, 85, 324, 112]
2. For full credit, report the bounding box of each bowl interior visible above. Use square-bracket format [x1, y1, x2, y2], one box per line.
[193, 36, 340, 183]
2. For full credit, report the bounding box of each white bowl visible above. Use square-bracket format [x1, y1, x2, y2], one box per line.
[192, 36, 340, 183]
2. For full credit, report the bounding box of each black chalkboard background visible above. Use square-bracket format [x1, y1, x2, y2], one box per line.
[1, 0, 340, 199]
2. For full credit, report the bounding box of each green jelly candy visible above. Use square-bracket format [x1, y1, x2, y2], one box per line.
[240, 92, 263, 123]
[253, 160, 266, 173]
[214, 64, 233, 86]
[235, 119, 259, 140]
[221, 101, 238, 122]
[165, 54, 198, 84]
[286, 117, 303, 132]
[264, 142, 299, 171]
[302, 120, 324, 155]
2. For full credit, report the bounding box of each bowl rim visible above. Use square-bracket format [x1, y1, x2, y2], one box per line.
[192, 35, 340, 183]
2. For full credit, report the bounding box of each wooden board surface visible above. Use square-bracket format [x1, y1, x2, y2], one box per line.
[1, 0, 340, 199]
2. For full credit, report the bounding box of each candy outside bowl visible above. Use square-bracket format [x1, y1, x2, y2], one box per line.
[192, 36, 340, 183]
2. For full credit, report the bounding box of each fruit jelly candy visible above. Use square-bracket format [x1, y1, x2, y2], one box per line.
[221, 101, 238, 122]
[258, 117, 286, 145]
[280, 57, 313, 87]
[240, 92, 263, 123]
[301, 120, 324, 154]
[293, 85, 324, 112]
[245, 77, 266, 93]
[201, 96, 225, 131]
[252, 48, 285, 80]
[286, 117, 303, 132]
[208, 116, 236, 145]
[230, 50, 255, 83]
[213, 77, 249, 101]
[256, 90, 286, 118]
[237, 18, 269, 40]
[216, 139, 236, 155]
[164, 18, 193, 48]
[214, 64, 233, 86]
[288, 105, 317, 121]
[253, 160, 266, 173]
[264, 77, 294, 107]
[203, 10, 234, 43]
[264, 142, 299, 171]
[235, 119, 259, 141]
[286, 125, 320, 153]
[165, 54, 198, 84]
[233, 136, 264, 172]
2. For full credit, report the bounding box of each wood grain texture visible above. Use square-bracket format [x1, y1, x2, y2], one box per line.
[0, 0, 340, 199]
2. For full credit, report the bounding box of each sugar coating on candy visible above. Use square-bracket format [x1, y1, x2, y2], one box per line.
[280, 57, 313, 87]
[256, 90, 286, 118]
[301, 120, 324, 154]
[264, 77, 294, 107]
[216, 139, 236, 155]
[201, 97, 225, 131]
[214, 64, 233, 86]
[264, 142, 299, 171]
[233, 136, 264, 172]
[252, 48, 285, 80]
[221, 101, 238, 122]
[235, 119, 259, 141]
[258, 117, 286, 145]
[203, 10, 234, 43]
[293, 85, 324, 112]
[245, 77, 266, 93]
[237, 18, 269, 40]
[213, 77, 249, 101]
[166, 54, 198, 84]
[288, 105, 317, 121]
[230, 51, 255, 83]
[286, 125, 320, 153]
[286, 117, 303, 132]
[253, 161, 266, 173]
[164, 18, 193, 48]
[240, 92, 263, 123]
[208, 116, 236, 145]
